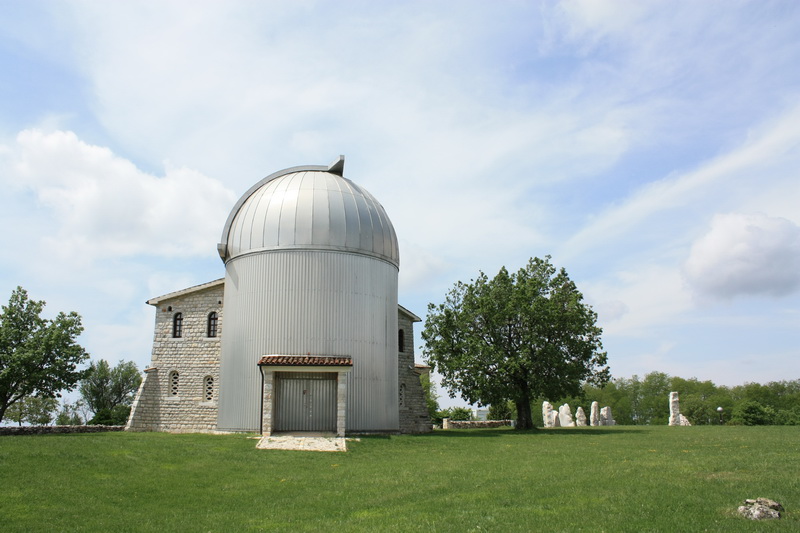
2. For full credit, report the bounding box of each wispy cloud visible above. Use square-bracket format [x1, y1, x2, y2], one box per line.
[684, 213, 800, 300]
[1, 129, 236, 261]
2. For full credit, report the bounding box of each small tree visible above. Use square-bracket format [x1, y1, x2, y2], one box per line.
[79, 359, 141, 420]
[438, 406, 473, 422]
[488, 400, 515, 421]
[55, 400, 84, 425]
[89, 405, 132, 426]
[419, 373, 440, 421]
[423, 257, 609, 429]
[5, 396, 59, 425]
[0, 287, 88, 423]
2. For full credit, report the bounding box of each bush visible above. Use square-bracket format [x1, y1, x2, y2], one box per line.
[730, 401, 775, 426]
[773, 408, 800, 426]
[434, 406, 473, 424]
[88, 405, 131, 426]
[488, 400, 515, 421]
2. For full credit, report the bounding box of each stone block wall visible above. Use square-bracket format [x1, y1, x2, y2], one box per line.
[0, 425, 125, 436]
[398, 312, 432, 433]
[127, 283, 223, 433]
[443, 420, 513, 429]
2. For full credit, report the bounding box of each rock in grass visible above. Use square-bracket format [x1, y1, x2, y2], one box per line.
[737, 498, 783, 520]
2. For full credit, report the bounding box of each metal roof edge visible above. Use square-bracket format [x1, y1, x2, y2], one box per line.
[398, 304, 422, 322]
[146, 278, 225, 306]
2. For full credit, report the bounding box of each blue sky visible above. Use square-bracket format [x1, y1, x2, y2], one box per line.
[1, 1, 799, 407]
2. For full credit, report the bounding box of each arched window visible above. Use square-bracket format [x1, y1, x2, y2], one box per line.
[207, 312, 218, 338]
[204, 376, 214, 401]
[172, 313, 183, 338]
[398, 329, 405, 352]
[170, 371, 179, 396]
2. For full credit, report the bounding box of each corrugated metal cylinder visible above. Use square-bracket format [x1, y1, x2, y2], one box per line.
[216, 161, 400, 433]
[217, 250, 399, 432]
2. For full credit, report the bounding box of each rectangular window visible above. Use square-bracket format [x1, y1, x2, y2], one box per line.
[173, 313, 183, 338]
[207, 312, 218, 338]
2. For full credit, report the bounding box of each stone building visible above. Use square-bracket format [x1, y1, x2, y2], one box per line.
[127, 157, 431, 435]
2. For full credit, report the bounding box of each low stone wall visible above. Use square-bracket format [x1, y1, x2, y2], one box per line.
[443, 419, 513, 429]
[0, 425, 126, 436]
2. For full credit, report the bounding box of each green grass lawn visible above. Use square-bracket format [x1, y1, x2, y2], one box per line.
[1, 426, 798, 532]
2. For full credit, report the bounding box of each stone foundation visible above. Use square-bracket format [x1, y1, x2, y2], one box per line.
[0, 425, 125, 436]
[444, 420, 513, 429]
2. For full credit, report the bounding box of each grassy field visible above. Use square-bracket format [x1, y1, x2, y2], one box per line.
[1, 426, 798, 532]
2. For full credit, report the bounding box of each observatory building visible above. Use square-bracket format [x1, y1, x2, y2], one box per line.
[127, 157, 431, 435]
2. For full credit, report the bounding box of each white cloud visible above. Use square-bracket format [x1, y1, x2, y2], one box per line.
[0, 129, 236, 262]
[560, 101, 800, 260]
[584, 263, 692, 337]
[684, 213, 800, 299]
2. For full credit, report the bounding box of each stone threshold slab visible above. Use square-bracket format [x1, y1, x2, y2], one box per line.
[256, 435, 351, 452]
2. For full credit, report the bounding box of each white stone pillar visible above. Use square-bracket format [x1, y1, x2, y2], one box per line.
[575, 406, 587, 426]
[590, 401, 600, 426]
[336, 370, 348, 437]
[261, 369, 274, 436]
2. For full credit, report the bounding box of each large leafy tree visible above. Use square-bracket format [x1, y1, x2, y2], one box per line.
[0, 287, 89, 423]
[422, 257, 609, 429]
[79, 359, 141, 424]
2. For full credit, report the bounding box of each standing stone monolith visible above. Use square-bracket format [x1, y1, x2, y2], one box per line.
[575, 406, 587, 426]
[668, 391, 692, 426]
[600, 406, 616, 426]
[590, 401, 600, 426]
[558, 404, 576, 427]
[542, 401, 556, 428]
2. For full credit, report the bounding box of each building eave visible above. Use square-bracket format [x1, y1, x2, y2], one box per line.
[146, 278, 225, 306]
[398, 304, 422, 323]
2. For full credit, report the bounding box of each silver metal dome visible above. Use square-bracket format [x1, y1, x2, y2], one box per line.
[218, 156, 399, 267]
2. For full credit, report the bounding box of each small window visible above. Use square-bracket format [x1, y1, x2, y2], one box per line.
[398, 329, 405, 352]
[204, 376, 214, 401]
[399, 383, 407, 407]
[172, 313, 183, 338]
[207, 312, 218, 338]
[170, 371, 179, 396]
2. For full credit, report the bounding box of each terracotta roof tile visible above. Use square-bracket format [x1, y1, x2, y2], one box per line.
[257, 355, 353, 367]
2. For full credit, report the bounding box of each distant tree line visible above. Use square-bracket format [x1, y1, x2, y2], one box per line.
[486, 371, 800, 426]
[1, 286, 141, 427]
[4, 359, 142, 427]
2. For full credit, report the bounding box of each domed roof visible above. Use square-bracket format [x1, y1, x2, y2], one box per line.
[218, 156, 399, 266]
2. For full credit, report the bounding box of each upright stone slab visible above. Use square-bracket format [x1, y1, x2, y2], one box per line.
[558, 404, 576, 427]
[575, 406, 587, 426]
[590, 401, 600, 426]
[600, 406, 616, 426]
[668, 391, 691, 426]
[668, 391, 680, 426]
[542, 401, 555, 428]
